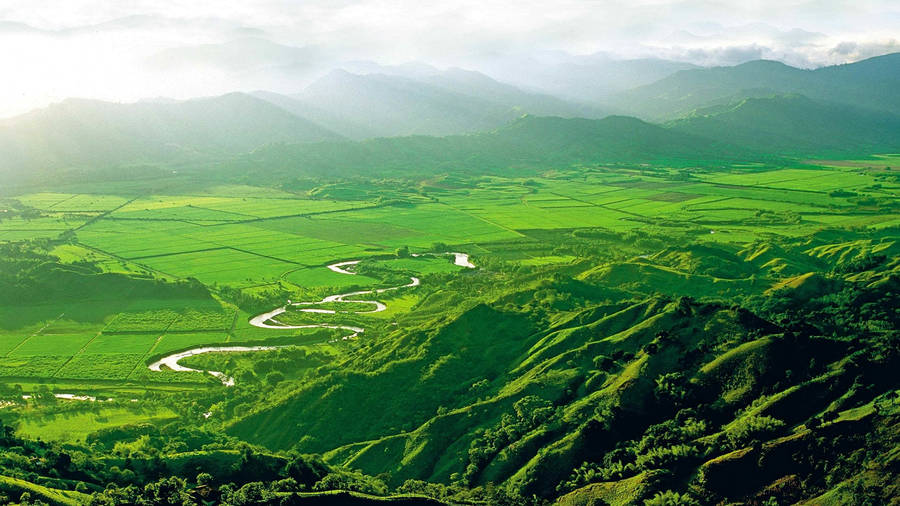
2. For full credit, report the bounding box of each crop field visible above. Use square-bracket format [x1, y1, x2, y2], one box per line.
[369, 256, 465, 275]
[0, 161, 896, 391]
[16, 192, 129, 212]
[285, 266, 380, 289]
[17, 406, 178, 442]
[699, 168, 877, 191]
[0, 295, 237, 383]
[152, 332, 231, 356]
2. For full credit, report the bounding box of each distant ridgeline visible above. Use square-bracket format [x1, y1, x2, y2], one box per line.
[0, 53, 899, 184]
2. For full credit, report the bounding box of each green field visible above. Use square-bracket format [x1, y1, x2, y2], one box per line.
[0, 157, 898, 506]
[1, 162, 896, 388]
[17, 406, 178, 442]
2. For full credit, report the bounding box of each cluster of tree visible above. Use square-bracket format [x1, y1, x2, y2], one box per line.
[463, 396, 558, 484]
[0, 200, 42, 222]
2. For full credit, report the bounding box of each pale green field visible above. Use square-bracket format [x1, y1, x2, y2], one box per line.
[17, 407, 178, 442]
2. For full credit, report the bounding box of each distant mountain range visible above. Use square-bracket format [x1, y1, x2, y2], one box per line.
[482, 56, 700, 103]
[0, 52, 898, 181]
[667, 94, 900, 155]
[255, 68, 605, 139]
[614, 53, 900, 120]
[0, 92, 340, 174]
[224, 115, 754, 180]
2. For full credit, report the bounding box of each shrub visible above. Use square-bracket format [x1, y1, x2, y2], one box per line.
[726, 415, 785, 449]
[644, 490, 700, 505]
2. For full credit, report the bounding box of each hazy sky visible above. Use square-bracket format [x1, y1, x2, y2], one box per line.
[0, 0, 897, 117]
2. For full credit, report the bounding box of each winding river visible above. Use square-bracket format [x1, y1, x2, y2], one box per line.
[148, 252, 474, 385]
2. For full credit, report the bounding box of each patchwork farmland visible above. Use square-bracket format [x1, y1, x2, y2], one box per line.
[0, 161, 897, 388]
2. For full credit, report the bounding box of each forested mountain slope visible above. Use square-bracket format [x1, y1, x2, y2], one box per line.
[0, 92, 340, 175]
[666, 94, 900, 155]
[226, 115, 753, 180]
[614, 53, 900, 120]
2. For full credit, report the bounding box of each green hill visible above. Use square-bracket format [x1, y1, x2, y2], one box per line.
[615, 53, 900, 119]
[228, 114, 750, 180]
[666, 94, 900, 155]
[0, 92, 341, 176]
[212, 227, 899, 502]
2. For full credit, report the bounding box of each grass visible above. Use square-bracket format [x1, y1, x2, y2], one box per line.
[56, 353, 148, 380]
[286, 267, 380, 289]
[10, 333, 98, 356]
[138, 249, 297, 286]
[17, 406, 177, 442]
[151, 332, 231, 355]
[518, 255, 578, 266]
[80, 334, 159, 355]
[371, 256, 464, 275]
[0, 475, 90, 506]
[293, 301, 379, 312]
[105, 310, 179, 332]
[0, 356, 70, 378]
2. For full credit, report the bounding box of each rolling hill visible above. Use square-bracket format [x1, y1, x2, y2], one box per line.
[0, 92, 341, 176]
[227, 114, 751, 180]
[221, 228, 900, 501]
[614, 52, 900, 120]
[666, 94, 900, 155]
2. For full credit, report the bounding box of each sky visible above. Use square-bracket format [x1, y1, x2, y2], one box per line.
[0, 0, 897, 117]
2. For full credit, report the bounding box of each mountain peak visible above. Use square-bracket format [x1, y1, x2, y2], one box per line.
[733, 59, 794, 70]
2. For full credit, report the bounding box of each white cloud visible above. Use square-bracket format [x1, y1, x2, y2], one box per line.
[0, 0, 896, 116]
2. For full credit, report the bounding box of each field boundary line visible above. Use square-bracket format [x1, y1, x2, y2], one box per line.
[74, 242, 179, 280]
[103, 328, 227, 335]
[201, 204, 384, 227]
[49, 329, 103, 379]
[104, 203, 259, 221]
[706, 182, 825, 194]
[433, 201, 526, 238]
[184, 204, 259, 219]
[125, 317, 178, 381]
[47, 193, 79, 210]
[689, 183, 840, 208]
[50, 285, 141, 378]
[227, 309, 239, 341]
[683, 197, 732, 210]
[548, 191, 644, 218]
[223, 246, 303, 265]
[73, 194, 144, 232]
[0, 228, 70, 232]
[103, 217, 235, 223]
[127, 246, 229, 261]
[5, 313, 65, 357]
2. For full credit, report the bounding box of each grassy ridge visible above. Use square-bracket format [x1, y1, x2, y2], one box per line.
[0, 161, 897, 504]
